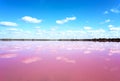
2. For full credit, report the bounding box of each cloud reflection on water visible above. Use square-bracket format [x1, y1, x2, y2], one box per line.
[56, 56, 76, 64]
[0, 41, 120, 81]
[22, 57, 42, 64]
[0, 53, 17, 58]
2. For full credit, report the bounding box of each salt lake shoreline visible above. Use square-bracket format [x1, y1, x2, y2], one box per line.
[0, 38, 120, 42]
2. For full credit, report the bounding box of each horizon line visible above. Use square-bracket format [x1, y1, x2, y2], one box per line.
[0, 38, 120, 42]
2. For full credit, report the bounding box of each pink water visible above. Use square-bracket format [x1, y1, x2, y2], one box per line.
[0, 41, 120, 81]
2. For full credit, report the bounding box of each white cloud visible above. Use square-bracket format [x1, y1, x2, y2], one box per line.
[87, 29, 107, 38]
[84, 26, 92, 30]
[1, 24, 120, 39]
[35, 26, 41, 29]
[22, 16, 42, 23]
[56, 16, 76, 24]
[105, 19, 111, 23]
[100, 19, 111, 24]
[0, 21, 18, 27]
[109, 27, 120, 31]
[108, 24, 114, 28]
[66, 17, 76, 20]
[104, 11, 109, 14]
[56, 20, 64, 24]
[108, 25, 120, 31]
[7, 28, 18, 31]
[110, 8, 120, 13]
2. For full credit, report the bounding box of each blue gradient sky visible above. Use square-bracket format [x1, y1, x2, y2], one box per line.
[0, 0, 120, 39]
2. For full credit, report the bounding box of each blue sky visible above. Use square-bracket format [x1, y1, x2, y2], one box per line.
[0, 0, 120, 39]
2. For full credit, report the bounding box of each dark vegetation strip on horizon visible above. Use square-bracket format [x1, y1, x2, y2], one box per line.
[0, 38, 120, 42]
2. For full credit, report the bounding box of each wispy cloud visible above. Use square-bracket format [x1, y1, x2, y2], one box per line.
[1, 24, 120, 39]
[0, 21, 18, 27]
[105, 19, 111, 23]
[100, 19, 111, 24]
[110, 8, 120, 13]
[108, 25, 120, 31]
[7, 28, 18, 31]
[35, 26, 41, 29]
[110, 4, 120, 13]
[56, 16, 76, 24]
[104, 4, 120, 14]
[84, 26, 92, 30]
[22, 16, 42, 23]
[104, 11, 109, 14]
[104, 9, 120, 14]
[108, 24, 114, 28]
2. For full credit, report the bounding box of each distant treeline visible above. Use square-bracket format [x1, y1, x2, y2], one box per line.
[0, 38, 120, 42]
[82, 38, 120, 42]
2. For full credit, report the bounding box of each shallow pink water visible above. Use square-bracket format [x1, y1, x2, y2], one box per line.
[0, 41, 120, 81]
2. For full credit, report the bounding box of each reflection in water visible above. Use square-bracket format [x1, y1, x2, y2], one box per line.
[22, 57, 41, 64]
[83, 50, 91, 54]
[0, 41, 120, 81]
[56, 56, 76, 64]
[0, 54, 17, 58]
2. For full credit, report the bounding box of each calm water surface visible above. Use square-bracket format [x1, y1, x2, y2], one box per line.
[0, 41, 120, 81]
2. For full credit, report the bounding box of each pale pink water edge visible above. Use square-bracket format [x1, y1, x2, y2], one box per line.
[0, 41, 120, 81]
